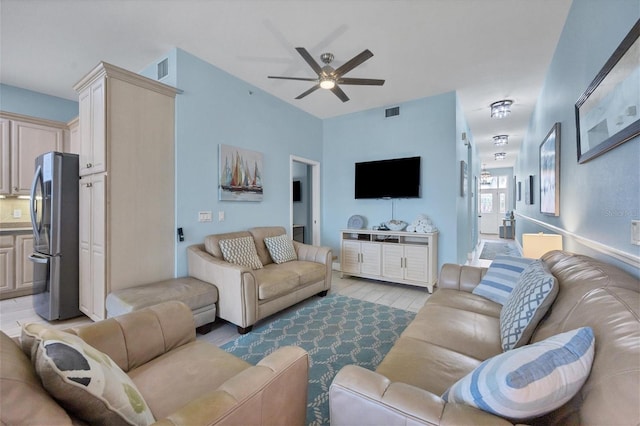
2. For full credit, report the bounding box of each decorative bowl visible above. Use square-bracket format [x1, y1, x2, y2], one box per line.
[386, 220, 407, 231]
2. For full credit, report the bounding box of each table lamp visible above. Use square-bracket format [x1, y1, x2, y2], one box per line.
[522, 233, 563, 259]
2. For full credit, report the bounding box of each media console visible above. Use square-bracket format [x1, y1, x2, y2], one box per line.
[340, 229, 438, 293]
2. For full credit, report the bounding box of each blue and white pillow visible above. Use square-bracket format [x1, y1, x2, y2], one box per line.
[500, 260, 558, 351]
[473, 256, 534, 305]
[443, 327, 595, 421]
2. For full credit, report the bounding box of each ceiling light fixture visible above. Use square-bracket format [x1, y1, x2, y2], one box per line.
[319, 77, 336, 90]
[481, 164, 492, 184]
[490, 100, 513, 118]
[493, 135, 509, 146]
[494, 152, 507, 160]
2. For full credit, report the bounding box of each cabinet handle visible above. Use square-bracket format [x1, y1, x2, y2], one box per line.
[86, 182, 93, 188]
[86, 163, 92, 168]
[13, 187, 18, 192]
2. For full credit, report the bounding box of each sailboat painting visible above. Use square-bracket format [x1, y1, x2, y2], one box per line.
[219, 144, 264, 201]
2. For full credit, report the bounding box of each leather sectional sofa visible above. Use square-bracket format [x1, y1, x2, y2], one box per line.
[330, 250, 640, 425]
[1, 301, 309, 425]
[188, 226, 332, 334]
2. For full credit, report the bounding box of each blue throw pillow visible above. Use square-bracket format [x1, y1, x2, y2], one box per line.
[472, 256, 534, 305]
[443, 327, 595, 421]
[500, 260, 558, 351]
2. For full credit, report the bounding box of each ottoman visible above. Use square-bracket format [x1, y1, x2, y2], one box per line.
[106, 277, 218, 333]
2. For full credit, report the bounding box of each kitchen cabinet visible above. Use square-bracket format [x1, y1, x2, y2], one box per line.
[66, 117, 80, 154]
[74, 62, 177, 320]
[341, 230, 438, 292]
[0, 112, 66, 195]
[0, 233, 35, 300]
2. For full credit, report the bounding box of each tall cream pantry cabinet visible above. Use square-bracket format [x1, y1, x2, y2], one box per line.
[74, 62, 178, 321]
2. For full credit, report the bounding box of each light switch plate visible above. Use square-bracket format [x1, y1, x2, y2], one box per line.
[631, 220, 640, 246]
[218, 211, 225, 221]
[13, 209, 21, 218]
[198, 211, 212, 222]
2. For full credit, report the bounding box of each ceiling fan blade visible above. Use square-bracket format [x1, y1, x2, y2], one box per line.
[295, 47, 323, 75]
[338, 77, 385, 86]
[334, 49, 374, 77]
[331, 85, 350, 102]
[295, 84, 321, 99]
[268, 76, 318, 82]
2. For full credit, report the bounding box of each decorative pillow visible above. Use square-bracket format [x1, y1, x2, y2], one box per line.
[500, 260, 559, 351]
[23, 323, 155, 426]
[219, 236, 263, 270]
[443, 327, 595, 421]
[264, 234, 297, 264]
[473, 256, 534, 305]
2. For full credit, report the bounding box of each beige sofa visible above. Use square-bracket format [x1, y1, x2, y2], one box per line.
[330, 250, 640, 425]
[188, 226, 332, 334]
[1, 301, 309, 425]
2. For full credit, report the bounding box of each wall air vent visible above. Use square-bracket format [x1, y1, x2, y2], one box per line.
[385, 106, 400, 118]
[157, 58, 169, 80]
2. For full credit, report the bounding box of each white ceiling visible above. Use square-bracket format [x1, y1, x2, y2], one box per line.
[0, 0, 573, 168]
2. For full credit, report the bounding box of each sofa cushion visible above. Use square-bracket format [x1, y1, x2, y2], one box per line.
[219, 236, 264, 270]
[443, 327, 595, 421]
[253, 265, 300, 300]
[264, 234, 297, 264]
[204, 230, 252, 259]
[472, 256, 534, 305]
[249, 226, 288, 265]
[500, 260, 559, 351]
[23, 323, 155, 426]
[1, 331, 73, 425]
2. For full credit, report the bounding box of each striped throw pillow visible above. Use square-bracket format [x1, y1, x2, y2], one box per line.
[264, 234, 297, 264]
[443, 327, 595, 421]
[472, 256, 534, 305]
[219, 236, 263, 270]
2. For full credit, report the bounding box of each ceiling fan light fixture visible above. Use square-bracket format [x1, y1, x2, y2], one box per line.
[493, 135, 509, 146]
[319, 78, 335, 89]
[490, 100, 513, 118]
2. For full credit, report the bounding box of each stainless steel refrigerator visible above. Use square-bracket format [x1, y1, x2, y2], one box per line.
[29, 151, 81, 320]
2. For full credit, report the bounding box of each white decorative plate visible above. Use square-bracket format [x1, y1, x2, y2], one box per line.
[347, 215, 365, 229]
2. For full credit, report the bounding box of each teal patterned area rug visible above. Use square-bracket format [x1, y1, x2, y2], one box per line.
[221, 294, 415, 426]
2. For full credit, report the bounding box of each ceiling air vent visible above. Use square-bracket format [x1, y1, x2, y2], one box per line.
[385, 106, 400, 118]
[157, 58, 169, 80]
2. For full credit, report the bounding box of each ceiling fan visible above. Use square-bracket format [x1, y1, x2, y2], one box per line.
[268, 47, 385, 102]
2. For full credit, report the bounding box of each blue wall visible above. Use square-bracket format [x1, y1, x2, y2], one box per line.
[143, 49, 324, 276]
[0, 84, 78, 122]
[322, 92, 468, 270]
[514, 0, 640, 276]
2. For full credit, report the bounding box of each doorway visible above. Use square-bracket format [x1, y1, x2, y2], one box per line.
[290, 156, 320, 245]
[479, 175, 509, 235]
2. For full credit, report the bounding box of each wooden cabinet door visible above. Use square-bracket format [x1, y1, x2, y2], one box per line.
[79, 174, 107, 321]
[15, 235, 34, 290]
[0, 236, 15, 295]
[360, 242, 381, 276]
[403, 245, 429, 282]
[382, 244, 404, 280]
[78, 79, 106, 177]
[341, 240, 361, 274]
[10, 120, 63, 194]
[0, 119, 9, 195]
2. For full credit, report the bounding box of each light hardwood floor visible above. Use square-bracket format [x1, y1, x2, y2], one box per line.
[0, 237, 507, 345]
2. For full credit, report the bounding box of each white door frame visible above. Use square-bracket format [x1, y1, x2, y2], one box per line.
[290, 155, 321, 245]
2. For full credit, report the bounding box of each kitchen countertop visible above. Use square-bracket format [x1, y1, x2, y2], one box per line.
[0, 222, 32, 234]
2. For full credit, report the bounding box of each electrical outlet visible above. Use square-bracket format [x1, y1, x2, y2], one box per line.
[218, 211, 225, 222]
[198, 211, 212, 222]
[631, 220, 640, 246]
[13, 209, 21, 219]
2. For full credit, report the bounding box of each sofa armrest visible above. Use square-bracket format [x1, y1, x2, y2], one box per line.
[293, 241, 332, 265]
[187, 244, 259, 328]
[70, 301, 195, 372]
[329, 365, 512, 426]
[437, 264, 487, 293]
[152, 346, 309, 426]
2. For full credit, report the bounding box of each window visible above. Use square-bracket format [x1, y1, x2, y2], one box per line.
[481, 193, 493, 213]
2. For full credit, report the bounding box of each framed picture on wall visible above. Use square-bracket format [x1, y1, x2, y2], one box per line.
[525, 175, 534, 205]
[460, 160, 468, 197]
[539, 123, 561, 216]
[517, 181, 522, 201]
[576, 20, 640, 163]
[219, 144, 264, 201]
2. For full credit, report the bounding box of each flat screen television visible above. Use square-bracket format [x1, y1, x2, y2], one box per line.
[355, 156, 421, 199]
[292, 180, 301, 202]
